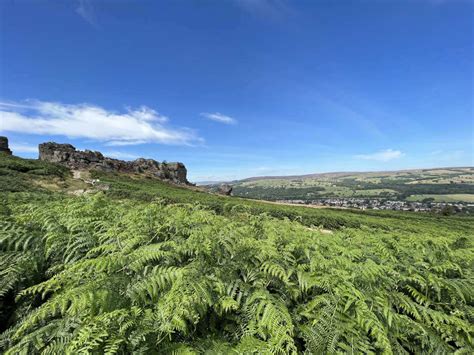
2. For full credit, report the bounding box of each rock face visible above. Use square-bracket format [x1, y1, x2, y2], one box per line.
[218, 184, 233, 196]
[38, 142, 188, 184]
[0, 136, 13, 155]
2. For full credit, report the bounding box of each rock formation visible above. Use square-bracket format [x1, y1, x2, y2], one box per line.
[0, 136, 13, 155]
[39, 142, 188, 184]
[218, 184, 233, 196]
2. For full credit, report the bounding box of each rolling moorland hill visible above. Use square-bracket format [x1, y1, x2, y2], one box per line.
[0, 152, 473, 353]
[227, 168, 474, 207]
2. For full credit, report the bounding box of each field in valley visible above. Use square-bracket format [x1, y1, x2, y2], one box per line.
[231, 167, 474, 203]
[406, 193, 474, 203]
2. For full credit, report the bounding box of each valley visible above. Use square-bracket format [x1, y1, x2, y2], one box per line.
[227, 168, 474, 213]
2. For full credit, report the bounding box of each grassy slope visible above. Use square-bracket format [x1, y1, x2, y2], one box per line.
[1, 153, 472, 233]
[407, 194, 474, 203]
[1, 154, 473, 353]
[0, 154, 87, 193]
[91, 170, 474, 234]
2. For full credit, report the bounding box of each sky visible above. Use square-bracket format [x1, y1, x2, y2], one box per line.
[0, 0, 473, 182]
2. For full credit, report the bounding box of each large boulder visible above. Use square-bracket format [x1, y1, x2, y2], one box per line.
[218, 184, 233, 196]
[39, 142, 77, 164]
[0, 136, 13, 155]
[163, 162, 188, 183]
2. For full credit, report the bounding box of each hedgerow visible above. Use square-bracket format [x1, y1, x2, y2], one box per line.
[1, 193, 473, 353]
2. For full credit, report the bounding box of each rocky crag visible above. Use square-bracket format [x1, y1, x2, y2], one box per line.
[0, 136, 13, 155]
[39, 142, 188, 184]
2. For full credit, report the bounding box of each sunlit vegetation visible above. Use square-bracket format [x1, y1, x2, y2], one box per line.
[406, 194, 474, 203]
[1, 155, 473, 353]
[0, 154, 69, 192]
[231, 168, 474, 202]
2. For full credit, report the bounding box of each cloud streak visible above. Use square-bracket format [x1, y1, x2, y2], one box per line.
[76, 0, 98, 27]
[355, 149, 404, 162]
[201, 112, 237, 125]
[0, 100, 201, 146]
[234, 0, 291, 19]
[101, 151, 140, 160]
[9, 143, 39, 154]
[311, 92, 387, 139]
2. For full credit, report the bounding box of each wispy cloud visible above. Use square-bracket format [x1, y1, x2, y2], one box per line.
[430, 150, 466, 161]
[314, 94, 386, 139]
[9, 143, 38, 154]
[355, 149, 404, 162]
[76, 0, 98, 27]
[423, 0, 471, 4]
[234, 0, 291, 19]
[101, 151, 140, 160]
[0, 100, 201, 146]
[201, 112, 237, 125]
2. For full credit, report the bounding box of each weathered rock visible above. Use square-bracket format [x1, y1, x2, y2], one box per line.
[218, 184, 233, 196]
[38, 142, 75, 163]
[0, 136, 13, 155]
[39, 142, 189, 184]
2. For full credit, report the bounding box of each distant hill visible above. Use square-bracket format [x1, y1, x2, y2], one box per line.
[195, 180, 227, 186]
[236, 167, 474, 182]
[229, 167, 474, 203]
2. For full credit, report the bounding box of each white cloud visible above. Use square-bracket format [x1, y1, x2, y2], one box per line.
[104, 140, 149, 146]
[355, 149, 404, 162]
[0, 100, 201, 146]
[9, 143, 38, 154]
[201, 112, 237, 125]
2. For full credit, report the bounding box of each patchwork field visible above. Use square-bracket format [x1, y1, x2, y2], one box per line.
[230, 167, 474, 202]
[406, 194, 474, 203]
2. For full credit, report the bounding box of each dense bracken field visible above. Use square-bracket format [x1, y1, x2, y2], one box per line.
[1, 155, 473, 353]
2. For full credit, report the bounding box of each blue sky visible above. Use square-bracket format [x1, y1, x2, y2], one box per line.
[0, 0, 472, 182]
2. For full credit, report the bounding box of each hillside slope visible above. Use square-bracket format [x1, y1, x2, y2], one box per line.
[230, 167, 474, 204]
[1, 154, 473, 353]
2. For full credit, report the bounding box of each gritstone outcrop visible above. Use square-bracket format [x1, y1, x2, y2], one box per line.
[39, 142, 188, 184]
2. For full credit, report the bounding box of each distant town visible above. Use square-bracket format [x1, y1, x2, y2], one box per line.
[276, 198, 473, 214]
